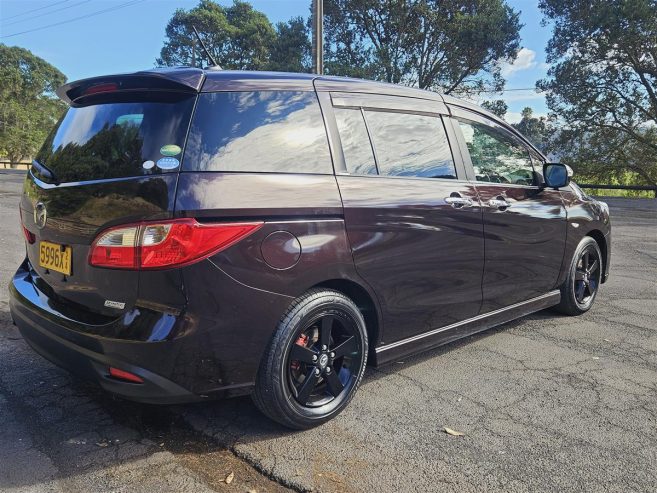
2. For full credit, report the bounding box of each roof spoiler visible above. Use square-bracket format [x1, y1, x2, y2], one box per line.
[56, 68, 205, 105]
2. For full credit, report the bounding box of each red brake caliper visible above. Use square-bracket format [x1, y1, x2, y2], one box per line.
[291, 333, 310, 371]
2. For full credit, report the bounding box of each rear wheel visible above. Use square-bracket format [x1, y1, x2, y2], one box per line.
[253, 289, 368, 429]
[555, 236, 602, 315]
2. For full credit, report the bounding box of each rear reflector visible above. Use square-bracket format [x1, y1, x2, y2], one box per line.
[89, 219, 263, 270]
[108, 367, 144, 384]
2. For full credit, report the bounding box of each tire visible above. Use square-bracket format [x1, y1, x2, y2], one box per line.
[253, 289, 368, 430]
[555, 236, 603, 315]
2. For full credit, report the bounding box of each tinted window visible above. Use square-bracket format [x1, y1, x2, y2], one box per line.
[529, 148, 546, 182]
[184, 91, 332, 174]
[334, 108, 377, 175]
[36, 95, 195, 183]
[458, 120, 535, 185]
[365, 111, 456, 179]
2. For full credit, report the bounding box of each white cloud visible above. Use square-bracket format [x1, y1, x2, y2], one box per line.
[500, 48, 538, 77]
[505, 111, 548, 124]
[501, 91, 546, 103]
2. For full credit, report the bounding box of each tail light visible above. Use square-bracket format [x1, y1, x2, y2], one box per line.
[20, 210, 35, 244]
[89, 219, 263, 270]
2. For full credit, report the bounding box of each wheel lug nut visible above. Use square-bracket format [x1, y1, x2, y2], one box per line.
[330, 352, 335, 358]
[312, 354, 317, 362]
[326, 367, 331, 373]
[321, 345, 327, 351]
[315, 368, 320, 376]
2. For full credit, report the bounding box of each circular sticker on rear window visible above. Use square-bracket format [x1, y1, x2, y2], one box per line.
[160, 144, 181, 157]
[142, 160, 155, 170]
[156, 157, 180, 170]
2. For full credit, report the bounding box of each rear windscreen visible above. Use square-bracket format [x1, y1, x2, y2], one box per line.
[36, 94, 196, 183]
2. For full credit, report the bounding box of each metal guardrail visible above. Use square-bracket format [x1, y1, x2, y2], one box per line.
[578, 183, 657, 198]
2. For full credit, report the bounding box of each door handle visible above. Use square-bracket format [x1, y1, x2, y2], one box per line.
[488, 198, 511, 210]
[445, 196, 474, 209]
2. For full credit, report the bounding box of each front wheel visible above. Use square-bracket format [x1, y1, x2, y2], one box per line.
[555, 236, 603, 315]
[253, 289, 368, 429]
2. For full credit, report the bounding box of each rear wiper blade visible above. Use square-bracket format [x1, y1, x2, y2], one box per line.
[32, 159, 58, 183]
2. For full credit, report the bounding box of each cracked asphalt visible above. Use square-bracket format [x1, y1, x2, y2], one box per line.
[2, 169, 656, 493]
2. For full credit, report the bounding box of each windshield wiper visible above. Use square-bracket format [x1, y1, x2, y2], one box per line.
[32, 159, 58, 183]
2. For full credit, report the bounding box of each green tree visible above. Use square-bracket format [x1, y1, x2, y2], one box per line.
[511, 107, 553, 152]
[481, 99, 508, 118]
[157, 0, 276, 70]
[0, 44, 66, 164]
[322, 0, 378, 79]
[538, 0, 657, 186]
[267, 17, 311, 72]
[324, 0, 522, 94]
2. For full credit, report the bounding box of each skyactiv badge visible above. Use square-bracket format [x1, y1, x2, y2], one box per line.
[160, 144, 182, 157]
[156, 157, 180, 170]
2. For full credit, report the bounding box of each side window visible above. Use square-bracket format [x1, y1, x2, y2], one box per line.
[458, 119, 535, 185]
[184, 91, 332, 174]
[529, 148, 546, 183]
[334, 108, 377, 175]
[365, 111, 456, 179]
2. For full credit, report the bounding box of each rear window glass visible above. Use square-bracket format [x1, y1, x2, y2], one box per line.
[183, 91, 332, 174]
[36, 94, 195, 183]
[334, 108, 377, 175]
[365, 111, 456, 179]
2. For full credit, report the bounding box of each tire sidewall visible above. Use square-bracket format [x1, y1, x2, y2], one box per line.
[268, 291, 368, 427]
[568, 237, 602, 312]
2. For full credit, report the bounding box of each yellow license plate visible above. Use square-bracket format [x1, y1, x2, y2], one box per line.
[39, 241, 72, 276]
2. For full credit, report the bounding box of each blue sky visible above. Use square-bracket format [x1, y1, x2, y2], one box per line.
[0, 0, 551, 122]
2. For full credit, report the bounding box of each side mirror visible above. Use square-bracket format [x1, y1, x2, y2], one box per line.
[543, 163, 572, 189]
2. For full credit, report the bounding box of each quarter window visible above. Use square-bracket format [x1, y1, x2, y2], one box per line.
[365, 111, 456, 179]
[334, 108, 377, 175]
[458, 120, 535, 185]
[184, 91, 332, 174]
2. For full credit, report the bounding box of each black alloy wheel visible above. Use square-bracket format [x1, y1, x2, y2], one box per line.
[287, 313, 360, 407]
[574, 247, 601, 306]
[253, 289, 368, 429]
[556, 236, 603, 315]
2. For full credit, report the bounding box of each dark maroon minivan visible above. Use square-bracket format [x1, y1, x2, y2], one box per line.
[9, 68, 611, 429]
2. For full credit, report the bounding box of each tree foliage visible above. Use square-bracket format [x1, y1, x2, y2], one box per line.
[268, 17, 311, 73]
[157, 0, 310, 72]
[0, 44, 66, 164]
[481, 99, 508, 118]
[511, 107, 554, 152]
[538, 0, 657, 186]
[323, 0, 522, 94]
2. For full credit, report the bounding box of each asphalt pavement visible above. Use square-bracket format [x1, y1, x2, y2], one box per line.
[1, 169, 656, 492]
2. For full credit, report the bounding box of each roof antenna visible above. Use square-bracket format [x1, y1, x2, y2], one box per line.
[191, 25, 221, 69]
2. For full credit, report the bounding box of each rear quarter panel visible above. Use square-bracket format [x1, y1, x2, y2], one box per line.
[174, 172, 372, 295]
[172, 172, 381, 392]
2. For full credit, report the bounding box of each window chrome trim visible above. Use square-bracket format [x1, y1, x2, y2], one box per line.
[331, 92, 448, 115]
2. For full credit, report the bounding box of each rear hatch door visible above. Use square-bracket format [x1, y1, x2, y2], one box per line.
[20, 72, 200, 317]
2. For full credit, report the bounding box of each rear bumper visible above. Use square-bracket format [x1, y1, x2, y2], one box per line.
[10, 260, 209, 404]
[9, 265, 200, 404]
[14, 312, 199, 404]
[9, 257, 295, 403]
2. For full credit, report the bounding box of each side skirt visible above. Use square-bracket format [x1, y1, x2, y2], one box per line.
[373, 290, 561, 366]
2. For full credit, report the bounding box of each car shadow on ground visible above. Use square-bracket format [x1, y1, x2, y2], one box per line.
[163, 308, 570, 443]
[0, 310, 288, 491]
[0, 306, 569, 491]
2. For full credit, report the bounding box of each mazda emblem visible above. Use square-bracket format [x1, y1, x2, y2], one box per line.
[34, 202, 47, 229]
